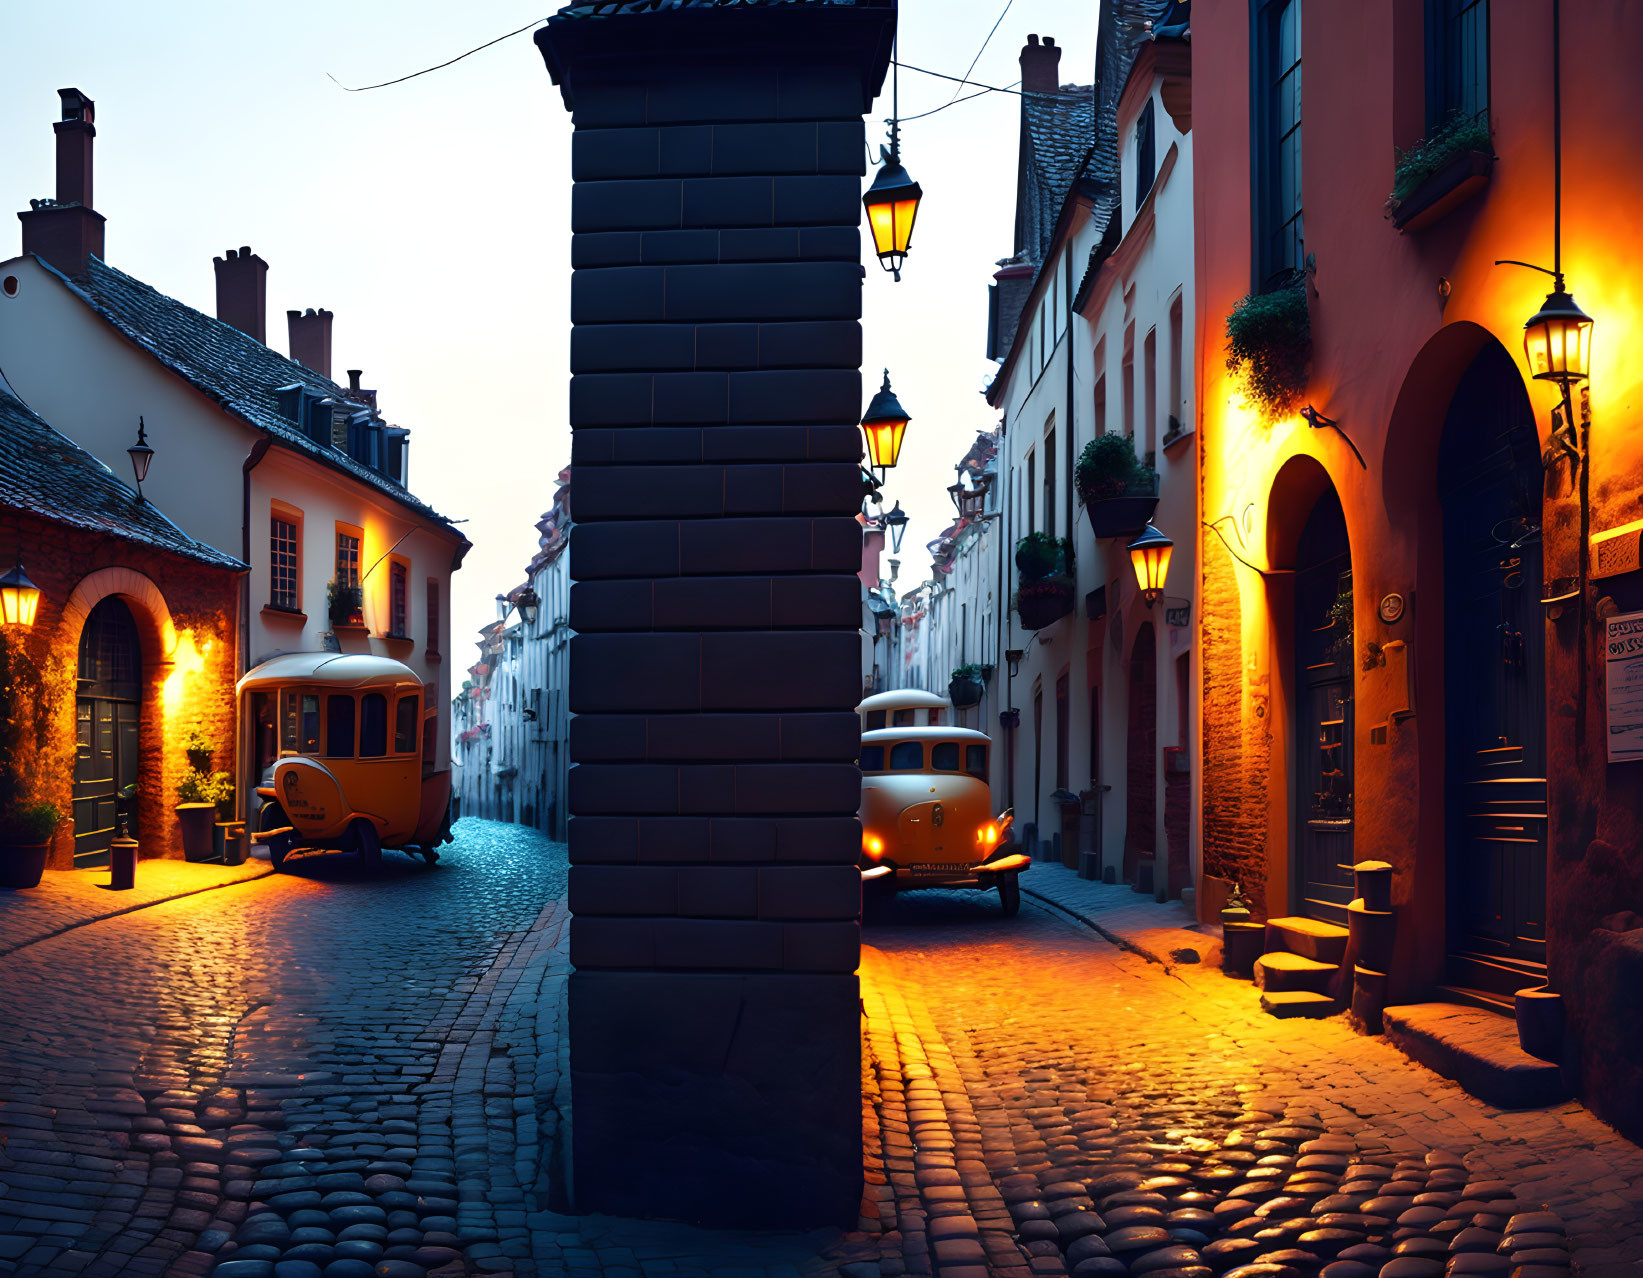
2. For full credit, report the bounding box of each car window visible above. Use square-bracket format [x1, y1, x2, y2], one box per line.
[966, 744, 989, 779]
[282, 690, 321, 755]
[931, 742, 961, 771]
[928, 709, 945, 725]
[892, 709, 915, 727]
[395, 694, 421, 754]
[360, 693, 389, 759]
[865, 710, 887, 730]
[326, 695, 356, 758]
[889, 741, 923, 770]
[860, 745, 885, 772]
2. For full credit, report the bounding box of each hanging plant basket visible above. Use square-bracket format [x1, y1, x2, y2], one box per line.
[948, 667, 985, 708]
[1017, 577, 1075, 631]
[1225, 276, 1311, 420]
[1076, 435, 1160, 538]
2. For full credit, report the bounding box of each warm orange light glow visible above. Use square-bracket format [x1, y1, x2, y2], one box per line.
[976, 822, 1001, 850]
[863, 416, 909, 471]
[162, 628, 209, 714]
[867, 197, 920, 264]
[863, 834, 885, 860]
[1524, 288, 1593, 385]
[1129, 525, 1175, 606]
[0, 565, 40, 628]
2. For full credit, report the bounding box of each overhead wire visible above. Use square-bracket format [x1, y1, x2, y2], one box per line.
[327, 18, 547, 92]
[944, 0, 1013, 105]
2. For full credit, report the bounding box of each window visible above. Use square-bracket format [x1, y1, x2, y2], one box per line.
[325, 695, 355, 758]
[860, 744, 886, 772]
[1055, 671, 1070, 791]
[931, 742, 961, 771]
[1427, 0, 1488, 131]
[389, 559, 409, 638]
[395, 694, 421, 754]
[1167, 293, 1184, 437]
[1027, 449, 1037, 534]
[1093, 337, 1108, 437]
[889, 741, 923, 771]
[271, 515, 300, 611]
[965, 744, 988, 779]
[1135, 98, 1157, 208]
[928, 709, 945, 726]
[1142, 328, 1157, 458]
[360, 692, 389, 758]
[892, 708, 915, 727]
[335, 525, 361, 588]
[1122, 323, 1136, 439]
[865, 710, 887, 731]
[282, 691, 320, 755]
[426, 580, 441, 654]
[1255, 0, 1304, 286]
[1043, 425, 1057, 538]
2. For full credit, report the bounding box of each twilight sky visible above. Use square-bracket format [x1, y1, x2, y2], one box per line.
[0, 0, 1098, 658]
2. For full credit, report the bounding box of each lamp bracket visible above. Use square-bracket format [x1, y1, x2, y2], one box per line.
[1301, 403, 1367, 469]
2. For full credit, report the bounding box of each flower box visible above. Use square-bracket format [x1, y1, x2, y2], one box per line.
[1017, 578, 1075, 631]
[1390, 148, 1494, 233]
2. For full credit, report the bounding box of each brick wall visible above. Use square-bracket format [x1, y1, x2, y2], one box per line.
[1199, 535, 1269, 910]
[4, 510, 241, 868]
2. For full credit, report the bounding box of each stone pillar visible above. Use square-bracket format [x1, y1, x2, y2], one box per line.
[535, 1, 892, 1229]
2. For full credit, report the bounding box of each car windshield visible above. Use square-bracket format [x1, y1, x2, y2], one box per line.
[860, 744, 885, 772]
[888, 741, 923, 770]
[931, 742, 960, 771]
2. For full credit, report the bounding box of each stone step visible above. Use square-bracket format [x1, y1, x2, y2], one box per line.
[1265, 915, 1350, 963]
[1260, 990, 1339, 1019]
[1253, 950, 1338, 994]
[1383, 1002, 1570, 1109]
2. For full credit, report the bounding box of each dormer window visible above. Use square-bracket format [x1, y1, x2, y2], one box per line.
[1134, 98, 1157, 210]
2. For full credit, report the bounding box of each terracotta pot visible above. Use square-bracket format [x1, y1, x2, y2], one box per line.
[177, 804, 216, 862]
[0, 842, 49, 889]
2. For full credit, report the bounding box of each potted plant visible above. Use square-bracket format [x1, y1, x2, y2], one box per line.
[1015, 533, 1076, 631]
[1075, 434, 1160, 538]
[949, 664, 986, 708]
[1225, 275, 1311, 420]
[176, 769, 223, 862]
[328, 579, 364, 628]
[183, 727, 214, 774]
[1386, 113, 1494, 232]
[0, 799, 60, 889]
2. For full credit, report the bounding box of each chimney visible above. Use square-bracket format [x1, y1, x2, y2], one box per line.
[213, 247, 269, 343]
[1019, 34, 1062, 94]
[288, 308, 334, 379]
[17, 88, 106, 279]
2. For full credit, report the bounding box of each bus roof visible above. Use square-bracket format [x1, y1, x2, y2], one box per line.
[857, 689, 952, 713]
[861, 726, 992, 745]
[237, 652, 424, 696]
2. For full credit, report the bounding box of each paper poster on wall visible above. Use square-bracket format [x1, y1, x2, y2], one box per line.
[1604, 610, 1643, 762]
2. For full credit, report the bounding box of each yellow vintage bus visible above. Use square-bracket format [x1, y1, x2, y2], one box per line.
[858, 687, 951, 732]
[858, 723, 1027, 914]
[237, 653, 453, 870]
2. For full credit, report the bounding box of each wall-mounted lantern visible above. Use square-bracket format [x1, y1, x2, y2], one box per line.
[861, 46, 922, 282]
[1005, 648, 1024, 679]
[883, 500, 909, 554]
[1129, 524, 1175, 607]
[861, 371, 911, 480]
[516, 587, 541, 627]
[127, 416, 154, 499]
[0, 562, 41, 628]
[954, 473, 993, 521]
[1523, 285, 1593, 387]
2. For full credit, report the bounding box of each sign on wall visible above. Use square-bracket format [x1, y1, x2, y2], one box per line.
[1604, 610, 1643, 762]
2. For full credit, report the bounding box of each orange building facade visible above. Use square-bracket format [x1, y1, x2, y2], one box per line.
[1193, 0, 1643, 1140]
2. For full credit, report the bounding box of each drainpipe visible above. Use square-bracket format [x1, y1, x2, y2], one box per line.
[239, 434, 272, 825]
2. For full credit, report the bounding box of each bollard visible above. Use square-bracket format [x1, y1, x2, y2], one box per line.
[109, 836, 138, 890]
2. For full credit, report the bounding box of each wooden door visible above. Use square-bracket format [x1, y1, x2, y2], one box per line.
[73, 599, 143, 868]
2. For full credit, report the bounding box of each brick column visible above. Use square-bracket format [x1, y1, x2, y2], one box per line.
[535, 1, 891, 1228]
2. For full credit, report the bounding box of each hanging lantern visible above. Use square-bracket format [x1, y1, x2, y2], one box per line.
[861, 370, 911, 474]
[516, 587, 541, 626]
[862, 153, 923, 281]
[1128, 524, 1174, 607]
[0, 563, 41, 628]
[883, 501, 909, 554]
[128, 416, 154, 493]
[1523, 286, 1593, 386]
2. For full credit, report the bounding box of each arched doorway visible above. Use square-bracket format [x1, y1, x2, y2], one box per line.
[1124, 623, 1157, 886]
[73, 597, 142, 867]
[1293, 488, 1353, 924]
[1438, 340, 1547, 999]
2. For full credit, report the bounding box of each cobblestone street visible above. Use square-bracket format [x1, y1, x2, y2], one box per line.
[3, 834, 1641, 1277]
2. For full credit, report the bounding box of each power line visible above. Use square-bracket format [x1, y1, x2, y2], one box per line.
[945, 0, 1012, 105]
[327, 18, 547, 92]
[899, 80, 1018, 124]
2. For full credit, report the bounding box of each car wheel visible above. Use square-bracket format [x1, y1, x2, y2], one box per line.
[998, 871, 1021, 917]
[354, 819, 382, 870]
[259, 801, 292, 871]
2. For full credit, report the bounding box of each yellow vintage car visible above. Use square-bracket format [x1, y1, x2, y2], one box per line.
[858, 724, 1028, 914]
[858, 687, 951, 732]
[237, 653, 453, 871]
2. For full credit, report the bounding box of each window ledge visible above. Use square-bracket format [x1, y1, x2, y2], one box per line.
[261, 605, 307, 624]
[1390, 149, 1494, 233]
[330, 620, 371, 636]
[1162, 426, 1196, 456]
[381, 632, 414, 647]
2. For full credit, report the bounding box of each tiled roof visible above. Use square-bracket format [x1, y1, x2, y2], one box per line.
[553, 0, 885, 18]
[43, 256, 458, 531]
[0, 383, 244, 571]
[1018, 85, 1096, 265]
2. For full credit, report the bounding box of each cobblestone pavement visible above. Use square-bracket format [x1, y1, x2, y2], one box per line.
[846, 887, 1643, 1278]
[0, 819, 568, 1278]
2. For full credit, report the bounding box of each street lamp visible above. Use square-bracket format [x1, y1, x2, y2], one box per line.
[127, 417, 154, 498]
[496, 593, 510, 623]
[954, 473, 992, 521]
[861, 371, 911, 479]
[0, 563, 40, 628]
[516, 587, 540, 627]
[1128, 524, 1174, 607]
[883, 501, 909, 554]
[1523, 285, 1592, 387]
[861, 41, 923, 281]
